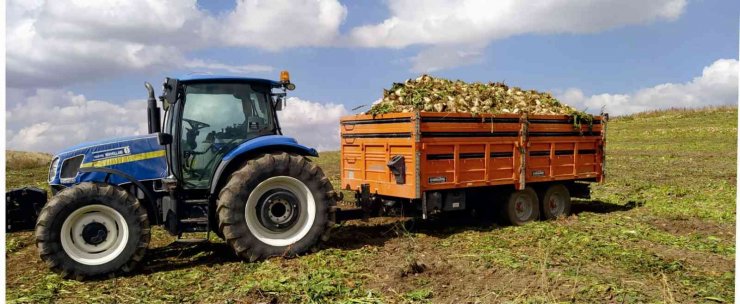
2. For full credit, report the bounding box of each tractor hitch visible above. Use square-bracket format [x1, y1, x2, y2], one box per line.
[6, 187, 47, 232]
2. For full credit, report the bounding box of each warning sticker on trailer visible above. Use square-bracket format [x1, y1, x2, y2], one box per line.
[428, 176, 447, 184]
[532, 170, 545, 177]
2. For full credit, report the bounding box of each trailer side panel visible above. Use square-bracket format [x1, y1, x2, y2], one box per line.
[340, 112, 605, 199]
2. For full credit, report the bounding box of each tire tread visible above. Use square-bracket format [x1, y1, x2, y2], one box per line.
[35, 182, 151, 280]
[217, 153, 336, 261]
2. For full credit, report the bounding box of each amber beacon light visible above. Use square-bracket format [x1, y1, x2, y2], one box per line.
[280, 70, 290, 83]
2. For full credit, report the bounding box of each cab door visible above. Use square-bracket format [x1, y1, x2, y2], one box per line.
[178, 82, 275, 189]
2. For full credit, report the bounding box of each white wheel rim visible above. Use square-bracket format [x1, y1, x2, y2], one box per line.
[245, 176, 316, 247]
[60, 204, 129, 266]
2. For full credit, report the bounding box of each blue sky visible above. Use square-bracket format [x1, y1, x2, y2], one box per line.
[66, 0, 738, 107]
[6, 0, 739, 152]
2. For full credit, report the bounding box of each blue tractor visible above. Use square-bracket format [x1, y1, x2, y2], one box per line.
[38, 72, 338, 279]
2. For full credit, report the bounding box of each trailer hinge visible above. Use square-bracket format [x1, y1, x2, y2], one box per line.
[414, 111, 421, 199]
[600, 113, 609, 182]
[518, 113, 529, 190]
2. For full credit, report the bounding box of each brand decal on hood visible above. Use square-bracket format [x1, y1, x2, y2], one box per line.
[92, 146, 131, 160]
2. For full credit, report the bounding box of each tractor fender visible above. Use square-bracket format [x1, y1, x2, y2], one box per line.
[209, 135, 318, 195]
[77, 167, 159, 224]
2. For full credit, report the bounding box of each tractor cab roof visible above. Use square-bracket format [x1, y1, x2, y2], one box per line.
[177, 75, 282, 88]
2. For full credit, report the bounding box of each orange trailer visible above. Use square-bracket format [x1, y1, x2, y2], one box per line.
[339, 111, 607, 224]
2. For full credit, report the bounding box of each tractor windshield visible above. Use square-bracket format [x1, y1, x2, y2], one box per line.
[180, 82, 275, 188]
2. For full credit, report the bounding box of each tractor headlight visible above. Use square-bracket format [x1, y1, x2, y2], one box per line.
[49, 157, 60, 182]
[60, 155, 84, 180]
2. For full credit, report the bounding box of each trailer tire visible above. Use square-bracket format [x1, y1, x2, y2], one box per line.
[539, 184, 571, 220]
[35, 182, 150, 280]
[503, 187, 540, 226]
[217, 152, 334, 261]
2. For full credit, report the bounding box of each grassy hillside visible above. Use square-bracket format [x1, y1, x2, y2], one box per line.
[6, 107, 736, 303]
[6, 151, 52, 191]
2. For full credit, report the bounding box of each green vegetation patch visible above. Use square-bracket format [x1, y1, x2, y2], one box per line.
[5, 107, 736, 303]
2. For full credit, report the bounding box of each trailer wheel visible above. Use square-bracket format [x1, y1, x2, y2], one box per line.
[35, 182, 150, 279]
[540, 184, 571, 220]
[217, 152, 334, 261]
[504, 187, 540, 226]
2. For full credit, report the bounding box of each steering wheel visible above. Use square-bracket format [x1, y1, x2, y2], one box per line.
[183, 118, 210, 131]
[183, 118, 210, 153]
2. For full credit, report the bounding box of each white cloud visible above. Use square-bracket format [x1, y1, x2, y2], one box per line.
[277, 97, 348, 151]
[215, 0, 347, 50]
[351, 0, 685, 47]
[6, 90, 347, 153]
[410, 44, 485, 73]
[7, 0, 347, 88]
[7, 0, 689, 82]
[6, 89, 148, 153]
[183, 60, 274, 74]
[7, 0, 201, 87]
[558, 58, 739, 116]
[351, 0, 686, 71]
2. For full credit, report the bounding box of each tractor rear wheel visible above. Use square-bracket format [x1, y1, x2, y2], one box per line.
[217, 152, 335, 261]
[35, 182, 150, 279]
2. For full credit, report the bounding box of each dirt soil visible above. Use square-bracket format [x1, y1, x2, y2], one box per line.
[5, 107, 737, 303]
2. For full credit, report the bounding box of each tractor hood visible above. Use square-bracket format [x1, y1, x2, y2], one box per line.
[49, 134, 167, 186]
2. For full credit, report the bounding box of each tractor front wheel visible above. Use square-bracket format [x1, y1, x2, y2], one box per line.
[35, 182, 150, 279]
[217, 153, 335, 261]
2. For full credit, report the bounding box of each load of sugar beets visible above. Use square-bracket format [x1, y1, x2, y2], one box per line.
[368, 74, 594, 126]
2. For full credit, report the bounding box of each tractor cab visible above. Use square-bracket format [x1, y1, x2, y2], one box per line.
[146, 72, 316, 237]
[157, 75, 291, 189]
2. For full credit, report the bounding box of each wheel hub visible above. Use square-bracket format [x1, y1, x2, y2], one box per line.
[514, 197, 532, 220]
[244, 175, 317, 247]
[60, 204, 129, 266]
[81, 221, 108, 245]
[258, 189, 301, 232]
[549, 193, 564, 214]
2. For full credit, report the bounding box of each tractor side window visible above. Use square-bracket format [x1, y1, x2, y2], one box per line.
[180, 83, 274, 189]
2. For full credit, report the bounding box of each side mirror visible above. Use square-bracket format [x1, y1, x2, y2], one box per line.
[157, 132, 173, 146]
[272, 93, 286, 111]
[161, 77, 180, 107]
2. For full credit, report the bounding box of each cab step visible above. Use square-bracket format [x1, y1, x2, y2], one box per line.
[175, 237, 210, 244]
[180, 217, 208, 224]
[179, 216, 208, 233]
[176, 216, 211, 242]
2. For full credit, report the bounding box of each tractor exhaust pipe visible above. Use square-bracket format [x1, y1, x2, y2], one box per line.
[145, 82, 161, 133]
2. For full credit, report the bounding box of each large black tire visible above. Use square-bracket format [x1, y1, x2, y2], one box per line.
[35, 182, 150, 280]
[217, 152, 335, 261]
[503, 187, 540, 226]
[539, 184, 571, 220]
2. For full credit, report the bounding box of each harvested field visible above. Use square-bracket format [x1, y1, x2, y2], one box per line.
[5, 107, 736, 303]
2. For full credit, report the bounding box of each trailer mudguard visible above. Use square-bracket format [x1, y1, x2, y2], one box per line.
[209, 135, 318, 194]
